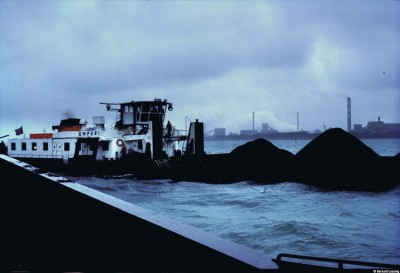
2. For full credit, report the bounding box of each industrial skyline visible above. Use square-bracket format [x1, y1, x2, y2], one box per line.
[211, 97, 400, 137]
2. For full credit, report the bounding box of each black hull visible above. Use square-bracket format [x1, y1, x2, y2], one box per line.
[13, 157, 167, 179]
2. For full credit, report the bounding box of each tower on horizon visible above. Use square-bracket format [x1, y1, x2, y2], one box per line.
[252, 112, 255, 131]
[347, 97, 351, 132]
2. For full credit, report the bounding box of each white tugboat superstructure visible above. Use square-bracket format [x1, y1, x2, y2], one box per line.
[7, 99, 197, 173]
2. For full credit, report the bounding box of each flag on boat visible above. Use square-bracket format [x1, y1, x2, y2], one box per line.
[15, 126, 23, 136]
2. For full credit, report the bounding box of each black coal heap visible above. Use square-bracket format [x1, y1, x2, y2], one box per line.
[294, 128, 396, 190]
[171, 128, 399, 191]
[229, 138, 294, 182]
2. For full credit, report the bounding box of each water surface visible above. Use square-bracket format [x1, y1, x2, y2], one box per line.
[75, 139, 400, 264]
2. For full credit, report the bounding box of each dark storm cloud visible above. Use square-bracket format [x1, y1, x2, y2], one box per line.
[0, 0, 399, 136]
[2, 1, 314, 93]
[0, 2, 387, 84]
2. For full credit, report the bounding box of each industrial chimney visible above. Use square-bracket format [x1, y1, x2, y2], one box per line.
[347, 97, 351, 132]
[252, 112, 255, 131]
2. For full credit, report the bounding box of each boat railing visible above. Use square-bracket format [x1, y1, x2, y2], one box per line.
[274, 253, 400, 270]
[170, 129, 188, 137]
[163, 129, 188, 143]
[11, 154, 66, 159]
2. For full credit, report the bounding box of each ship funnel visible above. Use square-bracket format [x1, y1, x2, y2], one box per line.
[185, 119, 204, 156]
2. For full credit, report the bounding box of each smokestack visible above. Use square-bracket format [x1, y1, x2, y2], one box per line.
[252, 112, 255, 131]
[297, 112, 299, 131]
[347, 97, 351, 132]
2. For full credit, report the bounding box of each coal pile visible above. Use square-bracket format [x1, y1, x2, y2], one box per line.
[170, 139, 294, 183]
[171, 128, 399, 191]
[296, 128, 379, 161]
[295, 128, 397, 190]
[229, 138, 294, 182]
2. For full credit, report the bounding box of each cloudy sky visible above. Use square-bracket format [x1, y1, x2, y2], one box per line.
[0, 0, 399, 138]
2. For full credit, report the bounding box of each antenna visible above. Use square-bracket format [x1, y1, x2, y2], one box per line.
[100, 102, 119, 112]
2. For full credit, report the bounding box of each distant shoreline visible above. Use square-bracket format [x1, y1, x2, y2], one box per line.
[205, 131, 400, 141]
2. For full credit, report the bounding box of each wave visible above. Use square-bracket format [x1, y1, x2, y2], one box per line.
[269, 220, 319, 237]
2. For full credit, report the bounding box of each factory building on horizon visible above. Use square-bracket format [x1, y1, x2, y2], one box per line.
[261, 123, 278, 134]
[347, 97, 400, 135]
[213, 128, 226, 137]
[353, 116, 400, 134]
[240, 130, 258, 136]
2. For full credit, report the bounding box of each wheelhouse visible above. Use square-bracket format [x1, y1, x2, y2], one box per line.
[114, 99, 173, 129]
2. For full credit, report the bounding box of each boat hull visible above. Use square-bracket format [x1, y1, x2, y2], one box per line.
[13, 156, 168, 178]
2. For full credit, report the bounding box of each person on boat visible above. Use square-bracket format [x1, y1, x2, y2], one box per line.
[166, 120, 173, 137]
[121, 142, 127, 157]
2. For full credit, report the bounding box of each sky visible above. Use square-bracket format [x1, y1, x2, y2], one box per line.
[0, 0, 399, 139]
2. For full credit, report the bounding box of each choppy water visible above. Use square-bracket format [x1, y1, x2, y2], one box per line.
[75, 138, 400, 265]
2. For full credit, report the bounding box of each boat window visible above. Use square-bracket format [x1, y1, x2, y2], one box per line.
[22, 142, 26, 151]
[136, 103, 166, 122]
[64, 142, 70, 151]
[138, 140, 143, 150]
[32, 142, 37, 151]
[142, 104, 150, 112]
[160, 105, 166, 123]
[149, 105, 160, 122]
[150, 105, 158, 112]
[135, 106, 141, 122]
[89, 143, 96, 151]
[101, 141, 109, 151]
[43, 142, 48, 151]
[122, 105, 134, 125]
[140, 113, 149, 122]
[11, 142, 16, 150]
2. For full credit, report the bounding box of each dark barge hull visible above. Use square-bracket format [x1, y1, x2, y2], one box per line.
[13, 156, 168, 178]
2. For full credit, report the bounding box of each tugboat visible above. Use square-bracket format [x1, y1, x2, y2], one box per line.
[7, 98, 205, 175]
